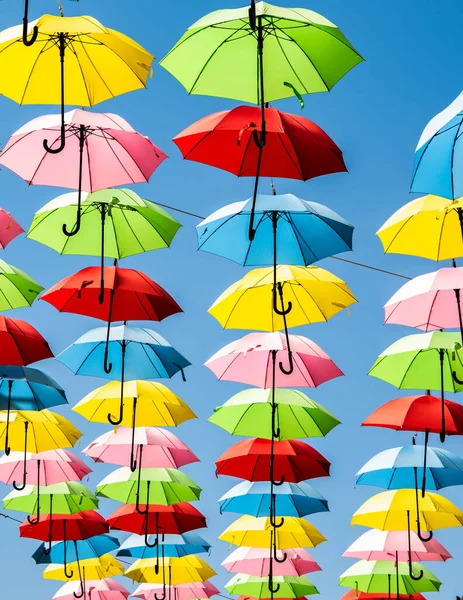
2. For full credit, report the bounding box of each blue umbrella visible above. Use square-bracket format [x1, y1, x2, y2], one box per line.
[117, 532, 210, 559]
[411, 91, 463, 199]
[32, 534, 120, 565]
[356, 444, 463, 490]
[196, 194, 354, 266]
[218, 480, 329, 517]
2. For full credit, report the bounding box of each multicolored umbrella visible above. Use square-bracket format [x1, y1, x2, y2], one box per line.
[222, 546, 320, 577]
[0, 207, 24, 249]
[0, 316, 52, 365]
[117, 533, 210, 560]
[0, 259, 43, 311]
[224, 573, 318, 598]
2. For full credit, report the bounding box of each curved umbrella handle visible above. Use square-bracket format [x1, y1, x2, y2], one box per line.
[268, 580, 280, 594]
[62, 124, 86, 236]
[129, 397, 139, 472]
[271, 474, 285, 487]
[4, 380, 13, 456]
[270, 514, 284, 529]
[42, 495, 53, 556]
[27, 455, 41, 525]
[273, 283, 292, 316]
[144, 522, 158, 549]
[12, 422, 29, 491]
[409, 563, 424, 581]
[23, 0, 38, 46]
[278, 351, 294, 376]
[63, 527, 74, 579]
[73, 567, 86, 599]
[44, 34, 66, 155]
[135, 448, 148, 516]
[452, 370, 463, 384]
[273, 548, 287, 564]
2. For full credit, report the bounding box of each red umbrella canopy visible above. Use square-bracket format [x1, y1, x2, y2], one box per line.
[107, 503, 206, 535]
[362, 394, 463, 435]
[173, 105, 346, 180]
[41, 265, 182, 322]
[341, 592, 426, 600]
[0, 316, 53, 365]
[19, 510, 108, 541]
[215, 438, 330, 482]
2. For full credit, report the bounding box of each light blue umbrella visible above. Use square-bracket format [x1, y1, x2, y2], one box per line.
[117, 532, 211, 559]
[218, 480, 329, 517]
[411, 91, 463, 199]
[196, 194, 353, 266]
[356, 444, 463, 490]
[32, 534, 120, 565]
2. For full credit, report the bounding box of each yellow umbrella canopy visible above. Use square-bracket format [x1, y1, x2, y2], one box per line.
[219, 515, 326, 549]
[377, 195, 463, 261]
[208, 265, 357, 331]
[351, 489, 463, 532]
[43, 554, 124, 581]
[125, 556, 216, 584]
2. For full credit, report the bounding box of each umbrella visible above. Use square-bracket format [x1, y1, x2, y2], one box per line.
[132, 581, 219, 600]
[74, 380, 195, 472]
[43, 554, 124, 581]
[215, 438, 330, 482]
[339, 560, 441, 595]
[341, 592, 425, 600]
[0, 109, 166, 237]
[125, 555, 216, 584]
[411, 90, 463, 199]
[204, 331, 343, 389]
[117, 532, 210, 560]
[0, 258, 43, 311]
[376, 195, 463, 261]
[53, 578, 130, 600]
[219, 515, 325, 549]
[225, 574, 317, 598]
[218, 481, 328, 517]
[197, 192, 352, 265]
[33, 534, 120, 565]
[0, 207, 23, 249]
[222, 546, 320, 577]
[209, 388, 340, 440]
[83, 427, 198, 469]
[107, 503, 206, 536]
[0, 315, 52, 365]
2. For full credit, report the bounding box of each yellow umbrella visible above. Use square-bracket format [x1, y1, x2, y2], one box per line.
[125, 556, 216, 584]
[377, 195, 463, 260]
[219, 515, 326, 549]
[43, 554, 124, 581]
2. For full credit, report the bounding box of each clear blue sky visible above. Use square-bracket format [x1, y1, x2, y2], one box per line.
[0, 0, 462, 598]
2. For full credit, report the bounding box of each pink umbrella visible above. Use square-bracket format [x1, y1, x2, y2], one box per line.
[0, 109, 167, 236]
[83, 427, 199, 469]
[221, 546, 320, 577]
[53, 578, 130, 600]
[0, 208, 23, 249]
[133, 582, 219, 600]
[204, 332, 343, 388]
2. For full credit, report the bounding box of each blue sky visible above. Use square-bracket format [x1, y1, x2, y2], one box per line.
[0, 0, 462, 598]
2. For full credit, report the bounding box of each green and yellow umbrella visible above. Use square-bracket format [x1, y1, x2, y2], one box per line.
[225, 573, 318, 597]
[0, 259, 43, 311]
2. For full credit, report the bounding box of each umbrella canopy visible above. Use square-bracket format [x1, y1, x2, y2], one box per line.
[3, 480, 98, 514]
[117, 532, 210, 560]
[0, 316, 52, 365]
[43, 554, 124, 581]
[351, 489, 463, 531]
[356, 444, 463, 489]
[125, 556, 216, 584]
[219, 515, 325, 549]
[341, 592, 425, 600]
[218, 480, 328, 517]
[0, 258, 43, 310]
[132, 581, 219, 600]
[343, 529, 452, 562]
[0, 207, 23, 249]
[0, 366, 66, 411]
[57, 324, 190, 380]
[96, 467, 201, 505]
[107, 503, 206, 535]
[209, 265, 356, 331]
[204, 332, 343, 389]
[33, 534, 120, 564]
[19, 510, 109, 541]
[215, 438, 330, 481]
[53, 578, 130, 600]
[175, 109, 346, 181]
[222, 546, 320, 577]
[339, 560, 441, 594]
[160, 2, 362, 103]
[225, 574, 317, 598]
[209, 388, 340, 440]
[376, 195, 463, 261]
[83, 427, 198, 469]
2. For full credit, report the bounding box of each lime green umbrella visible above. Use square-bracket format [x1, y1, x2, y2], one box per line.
[369, 331, 463, 442]
[96, 466, 201, 505]
[339, 560, 441, 595]
[225, 573, 318, 597]
[209, 388, 340, 440]
[3, 481, 98, 515]
[0, 259, 43, 310]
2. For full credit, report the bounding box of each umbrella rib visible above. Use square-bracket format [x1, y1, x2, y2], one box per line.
[69, 39, 93, 106]
[275, 132, 304, 179]
[19, 38, 53, 105]
[101, 130, 148, 184]
[242, 212, 267, 265]
[237, 127, 256, 177]
[119, 209, 149, 255]
[76, 38, 118, 100]
[269, 23, 313, 95]
[286, 214, 317, 263]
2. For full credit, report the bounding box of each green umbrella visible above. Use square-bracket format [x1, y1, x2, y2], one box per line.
[0, 259, 43, 310]
[3, 481, 98, 515]
[225, 574, 318, 598]
[96, 466, 201, 505]
[339, 560, 441, 595]
[209, 388, 340, 440]
[369, 331, 463, 442]
[27, 189, 181, 303]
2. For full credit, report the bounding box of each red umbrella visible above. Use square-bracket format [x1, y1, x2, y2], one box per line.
[19, 509, 109, 543]
[0, 316, 53, 365]
[174, 105, 346, 239]
[341, 592, 425, 600]
[215, 438, 330, 482]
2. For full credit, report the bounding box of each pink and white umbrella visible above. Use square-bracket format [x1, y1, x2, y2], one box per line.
[133, 582, 219, 600]
[53, 577, 130, 600]
[221, 546, 320, 577]
[0, 208, 23, 249]
[83, 427, 199, 469]
[0, 109, 167, 236]
[204, 331, 343, 388]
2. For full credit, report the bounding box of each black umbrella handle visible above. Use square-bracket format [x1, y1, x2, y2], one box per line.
[44, 33, 66, 154]
[439, 349, 446, 442]
[64, 524, 74, 579]
[135, 445, 147, 515]
[63, 124, 86, 236]
[104, 289, 115, 377]
[73, 566, 86, 599]
[22, 0, 38, 46]
[99, 207, 106, 304]
[130, 397, 139, 472]
[407, 510, 424, 580]
[414, 467, 433, 543]
[13, 421, 30, 491]
[4, 380, 13, 456]
[421, 429, 429, 498]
